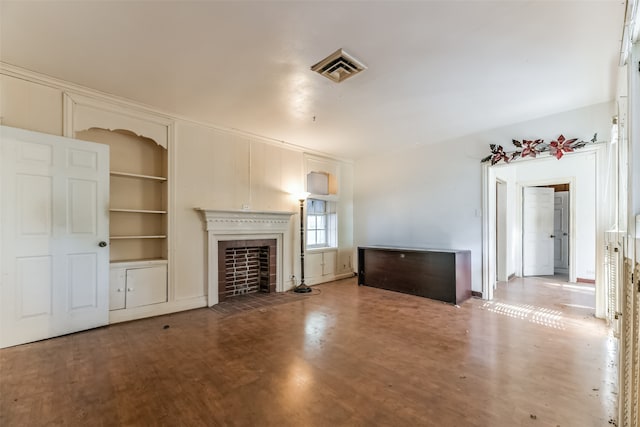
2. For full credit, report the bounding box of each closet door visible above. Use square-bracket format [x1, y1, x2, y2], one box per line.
[1, 126, 110, 348]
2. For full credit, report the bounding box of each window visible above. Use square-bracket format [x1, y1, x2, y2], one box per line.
[306, 198, 337, 249]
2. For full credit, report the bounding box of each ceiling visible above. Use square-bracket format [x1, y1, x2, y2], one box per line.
[0, 1, 626, 160]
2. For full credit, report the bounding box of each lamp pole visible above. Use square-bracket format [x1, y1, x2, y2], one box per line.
[294, 196, 312, 293]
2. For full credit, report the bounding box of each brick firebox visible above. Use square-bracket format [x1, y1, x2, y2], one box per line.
[217, 239, 277, 302]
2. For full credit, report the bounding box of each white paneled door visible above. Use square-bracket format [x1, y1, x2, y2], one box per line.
[523, 187, 555, 276]
[553, 191, 570, 274]
[1, 126, 110, 348]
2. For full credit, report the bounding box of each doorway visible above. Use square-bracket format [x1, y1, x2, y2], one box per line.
[522, 183, 570, 279]
[482, 148, 605, 317]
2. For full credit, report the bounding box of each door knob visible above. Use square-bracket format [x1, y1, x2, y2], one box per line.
[98, 241, 108, 247]
[563, 232, 568, 236]
[550, 235, 555, 238]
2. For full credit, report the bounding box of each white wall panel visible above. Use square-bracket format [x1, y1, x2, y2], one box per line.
[0, 75, 63, 136]
[174, 122, 306, 299]
[250, 141, 285, 211]
[173, 123, 220, 300]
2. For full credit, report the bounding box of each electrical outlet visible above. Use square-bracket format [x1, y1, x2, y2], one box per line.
[242, 204, 250, 210]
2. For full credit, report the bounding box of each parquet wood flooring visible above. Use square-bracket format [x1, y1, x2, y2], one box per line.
[0, 276, 617, 426]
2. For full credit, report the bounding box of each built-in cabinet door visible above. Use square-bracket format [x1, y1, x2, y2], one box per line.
[109, 264, 167, 310]
[306, 252, 325, 280]
[0, 126, 110, 348]
[109, 269, 126, 310]
[125, 266, 167, 308]
[305, 251, 337, 284]
[322, 251, 336, 276]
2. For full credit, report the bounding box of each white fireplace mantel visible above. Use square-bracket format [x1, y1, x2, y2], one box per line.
[196, 208, 296, 306]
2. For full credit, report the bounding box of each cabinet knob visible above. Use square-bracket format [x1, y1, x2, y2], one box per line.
[127, 287, 133, 292]
[98, 241, 108, 247]
[117, 288, 123, 292]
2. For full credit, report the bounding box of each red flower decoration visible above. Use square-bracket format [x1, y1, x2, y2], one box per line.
[519, 139, 544, 158]
[487, 144, 513, 165]
[549, 135, 577, 160]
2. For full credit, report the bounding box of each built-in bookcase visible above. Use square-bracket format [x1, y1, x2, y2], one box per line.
[76, 128, 169, 315]
[77, 128, 168, 263]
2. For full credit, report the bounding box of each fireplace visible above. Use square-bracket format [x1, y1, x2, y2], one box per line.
[218, 239, 276, 301]
[197, 209, 295, 306]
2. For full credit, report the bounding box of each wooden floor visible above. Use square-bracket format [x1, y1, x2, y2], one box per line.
[0, 276, 617, 426]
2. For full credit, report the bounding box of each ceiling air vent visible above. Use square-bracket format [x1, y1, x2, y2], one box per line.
[310, 48, 366, 83]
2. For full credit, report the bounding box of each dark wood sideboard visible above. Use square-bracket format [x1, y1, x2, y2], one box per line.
[357, 246, 472, 305]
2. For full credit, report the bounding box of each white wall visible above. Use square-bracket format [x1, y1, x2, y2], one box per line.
[0, 72, 355, 312]
[354, 102, 613, 292]
[0, 69, 613, 297]
[0, 74, 63, 136]
[302, 154, 355, 285]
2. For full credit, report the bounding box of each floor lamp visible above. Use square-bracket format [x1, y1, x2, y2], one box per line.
[294, 192, 312, 293]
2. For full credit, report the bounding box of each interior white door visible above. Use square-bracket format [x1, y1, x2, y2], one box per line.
[522, 187, 554, 276]
[1, 126, 110, 348]
[553, 191, 569, 274]
[496, 180, 508, 283]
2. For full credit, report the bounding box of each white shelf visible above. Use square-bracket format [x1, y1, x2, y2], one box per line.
[110, 258, 168, 266]
[110, 171, 167, 181]
[110, 235, 167, 240]
[110, 208, 167, 214]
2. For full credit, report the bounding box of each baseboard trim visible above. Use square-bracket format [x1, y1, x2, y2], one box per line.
[302, 272, 355, 287]
[576, 277, 596, 284]
[471, 291, 483, 298]
[109, 296, 208, 324]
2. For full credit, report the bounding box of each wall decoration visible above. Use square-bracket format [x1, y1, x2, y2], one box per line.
[481, 133, 597, 165]
[482, 144, 517, 165]
[512, 138, 543, 158]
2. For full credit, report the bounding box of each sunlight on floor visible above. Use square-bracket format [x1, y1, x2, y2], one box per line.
[560, 303, 596, 310]
[482, 301, 565, 329]
[539, 281, 596, 295]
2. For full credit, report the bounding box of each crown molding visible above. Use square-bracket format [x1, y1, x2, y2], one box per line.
[0, 62, 353, 164]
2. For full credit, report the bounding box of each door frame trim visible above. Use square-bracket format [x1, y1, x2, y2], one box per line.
[482, 145, 607, 318]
